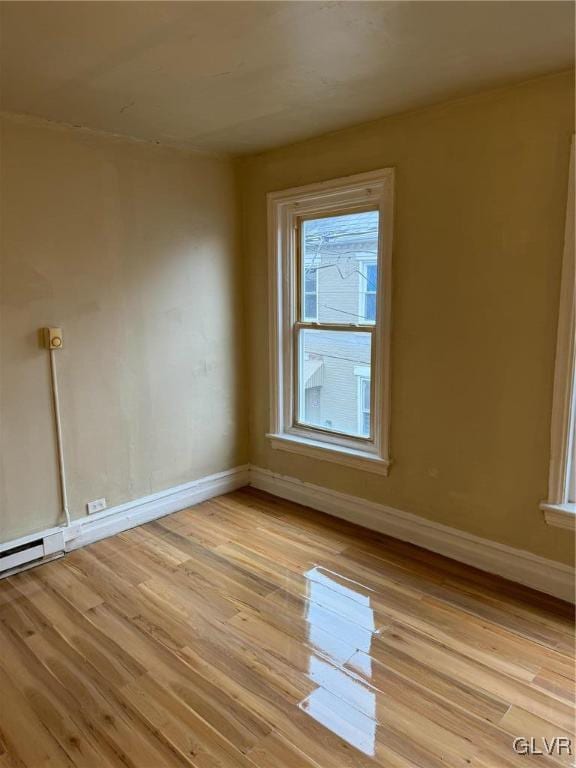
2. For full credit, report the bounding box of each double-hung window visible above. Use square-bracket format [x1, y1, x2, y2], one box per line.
[267, 169, 394, 474]
[541, 137, 575, 529]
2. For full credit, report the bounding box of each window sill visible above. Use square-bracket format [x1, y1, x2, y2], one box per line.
[540, 502, 576, 530]
[266, 432, 391, 476]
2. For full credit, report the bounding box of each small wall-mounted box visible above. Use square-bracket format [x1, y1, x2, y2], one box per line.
[43, 327, 63, 350]
[87, 498, 107, 515]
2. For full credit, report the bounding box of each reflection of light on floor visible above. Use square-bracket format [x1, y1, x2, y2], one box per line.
[301, 685, 377, 756]
[299, 567, 377, 757]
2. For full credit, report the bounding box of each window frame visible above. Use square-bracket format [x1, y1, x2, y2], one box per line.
[266, 168, 394, 475]
[541, 136, 575, 530]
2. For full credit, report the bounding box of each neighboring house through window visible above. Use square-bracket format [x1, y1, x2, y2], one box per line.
[267, 169, 394, 475]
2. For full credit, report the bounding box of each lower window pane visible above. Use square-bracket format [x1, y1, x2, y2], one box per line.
[298, 329, 372, 438]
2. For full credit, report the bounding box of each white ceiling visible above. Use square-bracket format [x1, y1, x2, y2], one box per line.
[1, 1, 573, 156]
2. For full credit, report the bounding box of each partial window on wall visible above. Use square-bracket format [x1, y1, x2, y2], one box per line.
[568, 404, 576, 505]
[267, 169, 394, 475]
[541, 136, 575, 530]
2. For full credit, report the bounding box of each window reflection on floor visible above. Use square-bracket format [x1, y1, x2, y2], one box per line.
[299, 567, 377, 756]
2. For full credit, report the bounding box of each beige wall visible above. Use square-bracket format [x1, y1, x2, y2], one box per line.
[2, 70, 573, 566]
[0, 115, 247, 543]
[238, 71, 575, 565]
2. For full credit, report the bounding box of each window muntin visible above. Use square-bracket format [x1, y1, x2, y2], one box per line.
[294, 209, 378, 444]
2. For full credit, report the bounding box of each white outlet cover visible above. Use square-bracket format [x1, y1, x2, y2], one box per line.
[87, 498, 107, 514]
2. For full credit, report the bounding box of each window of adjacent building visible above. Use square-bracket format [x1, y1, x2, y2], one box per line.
[267, 169, 394, 473]
[304, 266, 318, 321]
[563, 370, 576, 505]
[359, 377, 371, 437]
[359, 261, 377, 323]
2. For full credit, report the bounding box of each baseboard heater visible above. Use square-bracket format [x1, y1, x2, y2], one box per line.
[0, 530, 65, 578]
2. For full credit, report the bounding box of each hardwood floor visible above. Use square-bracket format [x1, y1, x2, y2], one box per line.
[0, 487, 574, 767]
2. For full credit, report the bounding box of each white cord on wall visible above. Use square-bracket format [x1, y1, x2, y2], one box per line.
[49, 348, 71, 527]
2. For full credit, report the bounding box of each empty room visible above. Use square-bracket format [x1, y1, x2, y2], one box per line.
[0, 1, 574, 766]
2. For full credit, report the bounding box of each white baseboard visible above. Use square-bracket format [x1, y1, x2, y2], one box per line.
[67, 465, 250, 550]
[3, 462, 573, 603]
[0, 465, 250, 564]
[249, 466, 575, 603]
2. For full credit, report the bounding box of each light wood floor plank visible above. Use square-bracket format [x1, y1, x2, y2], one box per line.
[0, 487, 573, 767]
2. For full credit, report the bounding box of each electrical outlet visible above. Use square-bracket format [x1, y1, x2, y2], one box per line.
[87, 498, 107, 515]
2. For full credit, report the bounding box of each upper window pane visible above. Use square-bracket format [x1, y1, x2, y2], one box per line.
[301, 210, 379, 325]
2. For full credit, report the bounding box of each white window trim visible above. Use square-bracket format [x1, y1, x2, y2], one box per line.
[266, 168, 394, 476]
[541, 136, 575, 530]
